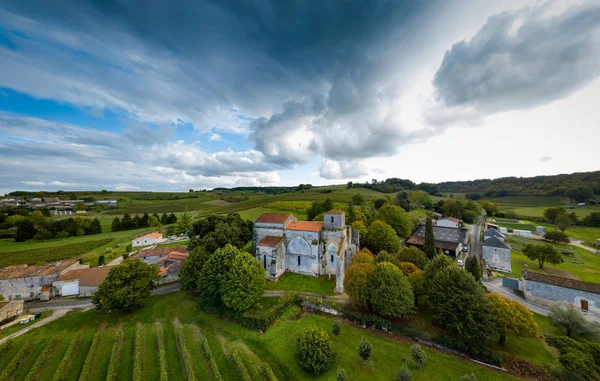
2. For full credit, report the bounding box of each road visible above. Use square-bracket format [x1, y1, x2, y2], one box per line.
[466, 214, 484, 261]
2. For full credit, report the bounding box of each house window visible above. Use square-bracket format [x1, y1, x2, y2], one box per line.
[263, 255, 267, 269]
[331, 255, 334, 263]
[298, 256, 301, 266]
[331, 216, 334, 223]
[581, 300, 589, 311]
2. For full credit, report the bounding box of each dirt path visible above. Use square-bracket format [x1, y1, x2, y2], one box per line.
[0, 309, 71, 346]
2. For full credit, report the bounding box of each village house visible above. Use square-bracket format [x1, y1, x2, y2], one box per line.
[132, 232, 163, 247]
[482, 236, 512, 273]
[407, 224, 469, 257]
[155, 252, 189, 284]
[78, 267, 112, 297]
[0, 261, 87, 301]
[252, 210, 360, 293]
[483, 228, 505, 242]
[133, 245, 188, 264]
[435, 217, 463, 228]
[52, 268, 91, 297]
[522, 271, 600, 318]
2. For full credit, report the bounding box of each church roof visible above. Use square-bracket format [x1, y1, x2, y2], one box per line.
[325, 209, 345, 215]
[257, 236, 285, 247]
[255, 213, 292, 224]
[285, 221, 324, 232]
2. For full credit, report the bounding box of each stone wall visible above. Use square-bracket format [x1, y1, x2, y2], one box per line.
[523, 279, 600, 318]
[79, 285, 99, 298]
[0, 300, 24, 322]
[0, 274, 60, 301]
[285, 231, 321, 276]
[482, 246, 511, 273]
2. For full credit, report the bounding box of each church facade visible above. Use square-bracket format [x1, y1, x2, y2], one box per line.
[252, 210, 360, 293]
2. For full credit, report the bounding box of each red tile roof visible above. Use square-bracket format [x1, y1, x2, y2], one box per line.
[255, 213, 291, 224]
[53, 268, 90, 282]
[257, 236, 285, 247]
[0, 261, 76, 280]
[133, 246, 187, 259]
[143, 232, 163, 239]
[285, 221, 324, 232]
[79, 267, 111, 287]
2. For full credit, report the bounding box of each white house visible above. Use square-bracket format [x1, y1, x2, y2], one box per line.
[435, 217, 463, 228]
[132, 232, 163, 247]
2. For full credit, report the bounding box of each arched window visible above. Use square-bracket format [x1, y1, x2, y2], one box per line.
[263, 254, 267, 269]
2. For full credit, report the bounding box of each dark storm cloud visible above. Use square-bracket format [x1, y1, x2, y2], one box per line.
[432, 2, 600, 115]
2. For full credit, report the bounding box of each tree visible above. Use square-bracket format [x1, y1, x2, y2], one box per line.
[396, 367, 412, 381]
[407, 271, 425, 306]
[374, 204, 413, 238]
[523, 243, 564, 269]
[566, 186, 594, 203]
[121, 213, 133, 230]
[374, 250, 395, 264]
[544, 207, 567, 223]
[397, 246, 428, 269]
[582, 212, 600, 227]
[198, 244, 239, 306]
[395, 191, 411, 212]
[346, 181, 353, 189]
[33, 228, 53, 241]
[132, 214, 142, 228]
[179, 246, 211, 291]
[410, 344, 426, 368]
[296, 325, 335, 375]
[422, 218, 437, 259]
[464, 256, 481, 282]
[98, 255, 105, 266]
[544, 231, 570, 243]
[332, 321, 341, 336]
[374, 198, 388, 210]
[424, 254, 455, 290]
[365, 220, 402, 254]
[92, 259, 160, 313]
[221, 251, 264, 312]
[358, 337, 372, 363]
[549, 304, 593, 337]
[487, 293, 539, 345]
[351, 221, 367, 238]
[337, 369, 347, 381]
[368, 262, 414, 317]
[89, 218, 102, 234]
[344, 262, 373, 308]
[427, 267, 494, 343]
[168, 213, 177, 224]
[480, 200, 499, 216]
[160, 213, 169, 225]
[141, 212, 150, 227]
[555, 214, 572, 232]
[352, 248, 374, 264]
[177, 210, 193, 235]
[15, 220, 37, 242]
[351, 193, 366, 205]
[148, 216, 162, 231]
[76, 202, 87, 211]
[111, 217, 122, 232]
[397, 261, 419, 276]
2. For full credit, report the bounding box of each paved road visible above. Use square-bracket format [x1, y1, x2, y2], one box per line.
[469, 214, 484, 261]
[0, 309, 71, 345]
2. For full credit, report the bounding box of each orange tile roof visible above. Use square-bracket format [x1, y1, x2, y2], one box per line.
[144, 232, 163, 239]
[79, 266, 111, 287]
[53, 268, 90, 282]
[133, 246, 187, 259]
[255, 213, 291, 224]
[325, 209, 345, 215]
[257, 236, 285, 247]
[0, 261, 76, 280]
[285, 221, 324, 232]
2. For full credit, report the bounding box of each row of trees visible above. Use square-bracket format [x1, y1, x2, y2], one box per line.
[544, 206, 600, 229]
[5, 210, 102, 242]
[111, 212, 177, 232]
[350, 178, 441, 195]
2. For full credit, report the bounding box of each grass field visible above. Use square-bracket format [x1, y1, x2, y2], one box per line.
[506, 235, 600, 282]
[0, 291, 521, 381]
[263, 272, 336, 295]
[492, 219, 600, 246]
[488, 196, 600, 219]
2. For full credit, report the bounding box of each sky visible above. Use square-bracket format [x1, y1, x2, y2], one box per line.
[0, 0, 599, 194]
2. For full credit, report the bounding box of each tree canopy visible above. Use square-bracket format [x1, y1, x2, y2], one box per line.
[368, 262, 414, 317]
[523, 243, 564, 269]
[487, 293, 538, 345]
[422, 218, 437, 259]
[365, 220, 402, 255]
[296, 325, 336, 376]
[344, 262, 374, 308]
[374, 204, 413, 238]
[179, 246, 211, 291]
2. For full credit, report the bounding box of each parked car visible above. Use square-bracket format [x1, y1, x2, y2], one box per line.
[169, 235, 176, 241]
[457, 260, 464, 267]
[462, 246, 469, 252]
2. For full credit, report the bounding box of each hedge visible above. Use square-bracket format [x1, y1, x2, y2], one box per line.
[78, 331, 101, 381]
[0, 315, 17, 326]
[261, 362, 278, 381]
[200, 334, 223, 381]
[175, 325, 196, 381]
[155, 323, 168, 381]
[24, 337, 58, 381]
[433, 335, 502, 366]
[229, 347, 252, 381]
[0, 340, 33, 381]
[105, 331, 122, 381]
[52, 335, 78, 381]
[0, 238, 113, 267]
[133, 324, 144, 381]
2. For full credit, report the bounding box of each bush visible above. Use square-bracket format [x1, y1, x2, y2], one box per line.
[433, 335, 502, 366]
[296, 325, 336, 375]
[459, 374, 477, 381]
[545, 231, 570, 243]
[337, 368, 347, 381]
[358, 337, 372, 363]
[410, 344, 426, 368]
[546, 335, 599, 379]
[333, 320, 341, 336]
[105, 332, 122, 381]
[52, 336, 78, 381]
[396, 366, 412, 381]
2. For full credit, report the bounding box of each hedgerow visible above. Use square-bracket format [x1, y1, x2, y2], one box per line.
[78, 331, 101, 381]
[229, 347, 252, 381]
[105, 331, 122, 381]
[261, 362, 278, 381]
[155, 323, 168, 381]
[0, 340, 33, 381]
[175, 325, 196, 381]
[24, 337, 58, 381]
[133, 324, 144, 381]
[52, 335, 78, 381]
[0, 238, 113, 267]
[200, 334, 223, 381]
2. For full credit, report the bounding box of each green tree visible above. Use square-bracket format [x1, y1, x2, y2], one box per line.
[141, 212, 150, 227]
[148, 216, 162, 231]
[332, 321, 341, 336]
[358, 337, 372, 363]
[464, 256, 481, 282]
[543, 207, 567, 223]
[544, 231, 569, 243]
[487, 293, 539, 345]
[197, 244, 239, 306]
[373, 198, 388, 210]
[395, 191, 411, 212]
[89, 218, 102, 234]
[350, 221, 367, 238]
[132, 214, 142, 228]
[344, 262, 373, 308]
[549, 304, 593, 337]
[352, 248, 374, 264]
[168, 213, 177, 224]
[121, 213, 133, 230]
[365, 220, 402, 254]
[566, 186, 594, 203]
[346, 181, 353, 189]
[555, 214, 572, 232]
[111, 217, 122, 232]
[407, 270, 425, 306]
[397, 246, 428, 269]
[368, 262, 414, 317]
[427, 267, 494, 343]
[337, 369, 347, 381]
[179, 246, 211, 291]
[396, 367, 412, 381]
[410, 344, 426, 368]
[33, 228, 53, 241]
[92, 259, 160, 313]
[523, 243, 564, 269]
[374, 204, 413, 238]
[98, 255, 105, 266]
[15, 220, 37, 242]
[221, 251, 264, 312]
[177, 210, 193, 234]
[374, 250, 395, 264]
[351, 193, 366, 205]
[296, 325, 335, 375]
[480, 200, 499, 216]
[424, 254, 455, 290]
[422, 218, 437, 259]
[160, 213, 169, 225]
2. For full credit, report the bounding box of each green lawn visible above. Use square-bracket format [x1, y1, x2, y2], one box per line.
[0, 311, 53, 339]
[506, 235, 600, 282]
[0, 291, 520, 381]
[264, 272, 336, 295]
[488, 196, 600, 219]
[493, 219, 600, 246]
[155, 240, 190, 249]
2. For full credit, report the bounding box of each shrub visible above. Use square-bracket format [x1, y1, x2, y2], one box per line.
[105, 331, 122, 381]
[410, 344, 426, 368]
[176, 325, 196, 381]
[78, 331, 101, 381]
[133, 324, 144, 381]
[155, 324, 168, 381]
[230, 348, 252, 381]
[1, 340, 33, 381]
[433, 335, 502, 366]
[358, 337, 372, 363]
[333, 320, 341, 336]
[459, 374, 477, 381]
[337, 368, 347, 381]
[296, 325, 336, 375]
[396, 366, 412, 381]
[200, 334, 223, 381]
[545, 231, 570, 243]
[52, 336, 78, 381]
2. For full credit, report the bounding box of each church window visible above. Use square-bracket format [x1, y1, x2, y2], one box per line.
[331, 216, 334, 223]
[263, 255, 266, 269]
[331, 255, 334, 263]
[298, 256, 301, 266]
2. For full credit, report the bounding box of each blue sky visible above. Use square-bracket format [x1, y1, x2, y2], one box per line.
[1, 0, 599, 194]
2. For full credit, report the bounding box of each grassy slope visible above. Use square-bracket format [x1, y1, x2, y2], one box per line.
[489, 196, 600, 218]
[493, 219, 600, 245]
[263, 272, 336, 295]
[0, 291, 520, 381]
[0, 311, 53, 339]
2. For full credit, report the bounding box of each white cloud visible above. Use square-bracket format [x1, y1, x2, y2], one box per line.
[208, 133, 221, 141]
[22, 181, 45, 186]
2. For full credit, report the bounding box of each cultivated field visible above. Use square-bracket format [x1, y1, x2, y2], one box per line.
[488, 196, 600, 218]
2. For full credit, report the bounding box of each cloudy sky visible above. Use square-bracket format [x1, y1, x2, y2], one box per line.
[0, 0, 599, 193]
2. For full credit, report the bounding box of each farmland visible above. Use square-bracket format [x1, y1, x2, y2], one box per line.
[488, 196, 600, 218]
[491, 219, 600, 246]
[0, 291, 520, 381]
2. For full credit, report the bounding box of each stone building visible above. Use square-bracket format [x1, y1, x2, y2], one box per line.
[483, 228, 505, 242]
[482, 236, 511, 273]
[79, 267, 112, 297]
[252, 210, 359, 293]
[0, 261, 87, 301]
[407, 224, 469, 257]
[0, 299, 24, 322]
[522, 271, 600, 318]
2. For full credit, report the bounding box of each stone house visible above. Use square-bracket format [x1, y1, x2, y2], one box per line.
[155, 252, 189, 285]
[482, 236, 511, 273]
[52, 268, 90, 297]
[132, 232, 162, 247]
[252, 210, 360, 293]
[79, 267, 111, 297]
[522, 271, 600, 318]
[0, 299, 24, 322]
[483, 228, 505, 242]
[0, 261, 86, 301]
[133, 246, 188, 264]
[407, 224, 469, 257]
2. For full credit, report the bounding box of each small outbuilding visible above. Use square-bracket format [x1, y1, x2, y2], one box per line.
[132, 232, 163, 247]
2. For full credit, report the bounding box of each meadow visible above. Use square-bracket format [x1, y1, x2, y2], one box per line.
[0, 291, 523, 381]
[488, 196, 600, 219]
[491, 219, 600, 246]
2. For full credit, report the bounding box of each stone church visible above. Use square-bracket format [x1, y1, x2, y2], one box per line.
[252, 210, 360, 293]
